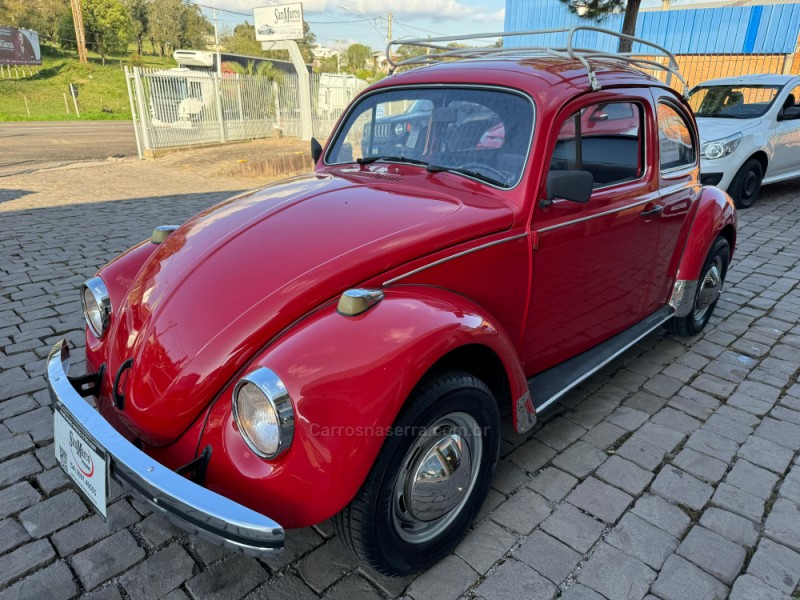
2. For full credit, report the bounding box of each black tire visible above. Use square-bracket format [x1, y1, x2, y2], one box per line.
[335, 371, 500, 576]
[729, 158, 763, 209]
[666, 236, 730, 337]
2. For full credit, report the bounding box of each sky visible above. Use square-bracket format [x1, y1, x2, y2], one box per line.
[201, 0, 507, 49]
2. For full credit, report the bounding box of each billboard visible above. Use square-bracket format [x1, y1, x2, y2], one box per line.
[254, 3, 304, 42]
[0, 26, 42, 66]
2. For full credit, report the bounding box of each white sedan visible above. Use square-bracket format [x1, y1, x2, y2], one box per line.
[689, 74, 800, 208]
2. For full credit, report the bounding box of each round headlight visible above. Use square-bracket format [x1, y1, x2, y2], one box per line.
[81, 277, 111, 339]
[394, 122, 406, 136]
[233, 368, 294, 458]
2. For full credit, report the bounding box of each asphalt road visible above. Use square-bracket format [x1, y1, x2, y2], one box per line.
[0, 121, 138, 177]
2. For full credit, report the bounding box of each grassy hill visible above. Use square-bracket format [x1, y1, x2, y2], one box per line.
[0, 45, 175, 122]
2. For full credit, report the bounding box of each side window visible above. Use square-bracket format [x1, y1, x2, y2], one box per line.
[782, 86, 800, 120]
[548, 102, 643, 188]
[658, 103, 696, 171]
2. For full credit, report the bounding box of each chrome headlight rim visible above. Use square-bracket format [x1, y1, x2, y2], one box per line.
[232, 367, 295, 459]
[81, 276, 112, 339]
[700, 132, 742, 160]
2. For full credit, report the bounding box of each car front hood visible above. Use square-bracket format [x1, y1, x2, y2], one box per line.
[104, 171, 513, 445]
[696, 116, 762, 145]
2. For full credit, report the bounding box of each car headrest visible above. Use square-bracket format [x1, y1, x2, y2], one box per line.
[784, 94, 796, 110]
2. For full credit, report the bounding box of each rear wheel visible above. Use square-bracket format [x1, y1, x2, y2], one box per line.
[335, 371, 500, 576]
[729, 158, 763, 209]
[666, 236, 730, 337]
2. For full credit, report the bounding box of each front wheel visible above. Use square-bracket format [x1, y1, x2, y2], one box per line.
[729, 158, 763, 209]
[666, 236, 730, 337]
[335, 371, 500, 576]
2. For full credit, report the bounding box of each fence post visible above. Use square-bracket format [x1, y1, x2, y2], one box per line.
[266, 40, 313, 141]
[132, 67, 153, 153]
[212, 73, 226, 143]
[124, 66, 144, 159]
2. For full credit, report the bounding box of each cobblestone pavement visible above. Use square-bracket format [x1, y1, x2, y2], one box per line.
[1, 160, 800, 600]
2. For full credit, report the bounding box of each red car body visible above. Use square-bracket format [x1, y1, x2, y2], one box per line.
[51, 56, 736, 566]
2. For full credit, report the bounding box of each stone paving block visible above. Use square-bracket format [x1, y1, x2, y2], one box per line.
[651, 555, 729, 600]
[747, 537, 800, 595]
[702, 414, 753, 444]
[260, 525, 324, 572]
[472, 558, 556, 600]
[71, 530, 146, 591]
[0, 434, 34, 462]
[566, 476, 632, 523]
[685, 428, 739, 462]
[615, 436, 665, 471]
[514, 530, 581, 584]
[296, 537, 358, 594]
[691, 373, 736, 398]
[454, 519, 516, 575]
[321, 573, 383, 600]
[728, 574, 787, 600]
[605, 513, 678, 569]
[725, 459, 779, 500]
[677, 525, 746, 585]
[699, 507, 761, 548]
[712, 482, 766, 522]
[0, 518, 30, 555]
[536, 418, 587, 452]
[406, 555, 477, 600]
[755, 417, 800, 450]
[606, 406, 650, 431]
[491, 488, 551, 534]
[764, 498, 800, 553]
[667, 393, 718, 421]
[248, 573, 318, 600]
[642, 373, 683, 399]
[551, 440, 607, 478]
[35, 467, 70, 495]
[631, 493, 691, 538]
[577, 542, 655, 600]
[0, 482, 40, 519]
[0, 453, 41, 488]
[0, 397, 38, 426]
[650, 407, 702, 435]
[672, 447, 728, 484]
[121, 544, 196, 600]
[508, 439, 556, 473]
[527, 466, 578, 503]
[623, 390, 669, 415]
[135, 513, 184, 548]
[559, 584, 606, 600]
[651, 466, 714, 511]
[475, 488, 505, 523]
[0, 539, 55, 589]
[727, 392, 774, 416]
[185, 555, 266, 600]
[18, 490, 88, 538]
[580, 420, 626, 450]
[595, 455, 653, 495]
[491, 459, 528, 494]
[4, 406, 53, 444]
[0, 560, 78, 600]
[632, 422, 685, 452]
[51, 500, 139, 557]
[769, 405, 800, 426]
[540, 503, 604, 554]
[738, 435, 794, 474]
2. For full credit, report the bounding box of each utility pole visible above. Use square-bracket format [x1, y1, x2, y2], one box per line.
[69, 0, 88, 64]
[213, 8, 222, 77]
[387, 12, 392, 43]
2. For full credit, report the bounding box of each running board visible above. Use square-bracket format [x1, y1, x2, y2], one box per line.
[528, 306, 675, 413]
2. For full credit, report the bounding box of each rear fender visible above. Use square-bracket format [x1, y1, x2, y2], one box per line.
[196, 286, 528, 528]
[669, 185, 736, 316]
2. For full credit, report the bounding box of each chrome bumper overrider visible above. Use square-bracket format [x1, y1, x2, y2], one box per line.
[46, 340, 284, 557]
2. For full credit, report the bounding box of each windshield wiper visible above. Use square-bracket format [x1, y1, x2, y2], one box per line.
[426, 164, 508, 188]
[357, 155, 429, 166]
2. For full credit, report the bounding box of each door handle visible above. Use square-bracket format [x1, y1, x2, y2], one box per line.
[640, 205, 663, 218]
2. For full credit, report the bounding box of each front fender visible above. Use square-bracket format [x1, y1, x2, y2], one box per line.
[196, 286, 527, 528]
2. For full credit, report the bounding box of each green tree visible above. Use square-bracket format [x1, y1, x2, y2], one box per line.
[147, 0, 182, 56]
[82, 0, 133, 59]
[222, 21, 263, 56]
[344, 43, 371, 73]
[180, 4, 212, 50]
[559, 0, 642, 52]
[124, 0, 149, 55]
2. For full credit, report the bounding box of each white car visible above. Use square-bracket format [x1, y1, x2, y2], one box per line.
[689, 74, 800, 208]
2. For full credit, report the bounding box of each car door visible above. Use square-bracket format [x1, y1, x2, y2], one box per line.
[649, 93, 700, 313]
[523, 90, 661, 374]
[769, 82, 800, 179]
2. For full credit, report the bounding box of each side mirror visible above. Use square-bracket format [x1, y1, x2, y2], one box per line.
[589, 111, 609, 122]
[546, 170, 594, 203]
[311, 137, 323, 163]
[778, 107, 800, 121]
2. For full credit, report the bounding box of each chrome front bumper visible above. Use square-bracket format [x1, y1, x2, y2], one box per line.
[46, 340, 284, 557]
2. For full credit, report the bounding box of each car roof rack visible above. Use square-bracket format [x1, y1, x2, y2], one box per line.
[386, 26, 689, 97]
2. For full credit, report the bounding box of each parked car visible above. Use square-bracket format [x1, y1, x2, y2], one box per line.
[48, 36, 736, 577]
[689, 74, 800, 208]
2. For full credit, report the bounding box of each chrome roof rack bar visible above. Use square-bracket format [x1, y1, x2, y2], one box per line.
[386, 26, 688, 97]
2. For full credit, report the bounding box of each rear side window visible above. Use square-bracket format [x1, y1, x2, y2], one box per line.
[549, 102, 643, 188]
[658, 103, 696, 171]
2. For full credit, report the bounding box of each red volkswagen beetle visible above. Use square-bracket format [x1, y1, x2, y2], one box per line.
[48, 32, 736, 576]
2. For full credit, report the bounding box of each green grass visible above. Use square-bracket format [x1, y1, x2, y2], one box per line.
[0, 44, 175, 122]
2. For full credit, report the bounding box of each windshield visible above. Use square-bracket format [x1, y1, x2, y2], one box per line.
[326, 87, 535, 189]
[689, 85, 782, 119]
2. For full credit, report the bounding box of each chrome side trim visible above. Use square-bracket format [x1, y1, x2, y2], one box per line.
[536, 198, 654, 233]
[382, 233, 529, 286]
[534, 308, 675, 415]
[46, 341, 284, 557]
[669, 279, 698, 318]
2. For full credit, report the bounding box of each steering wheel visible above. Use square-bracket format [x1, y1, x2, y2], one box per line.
[460, 163, 514, 185]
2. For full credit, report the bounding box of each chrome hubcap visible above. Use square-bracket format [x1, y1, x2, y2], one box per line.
[393, 412, 482, 544]
[694, 256, 723, 321]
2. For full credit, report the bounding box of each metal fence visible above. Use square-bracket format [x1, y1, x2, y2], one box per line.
[125, 66, 365, 158]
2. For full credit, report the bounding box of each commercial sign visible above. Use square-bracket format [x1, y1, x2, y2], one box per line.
[254, 3, 304, 42]
[0, 26, 42, 66]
